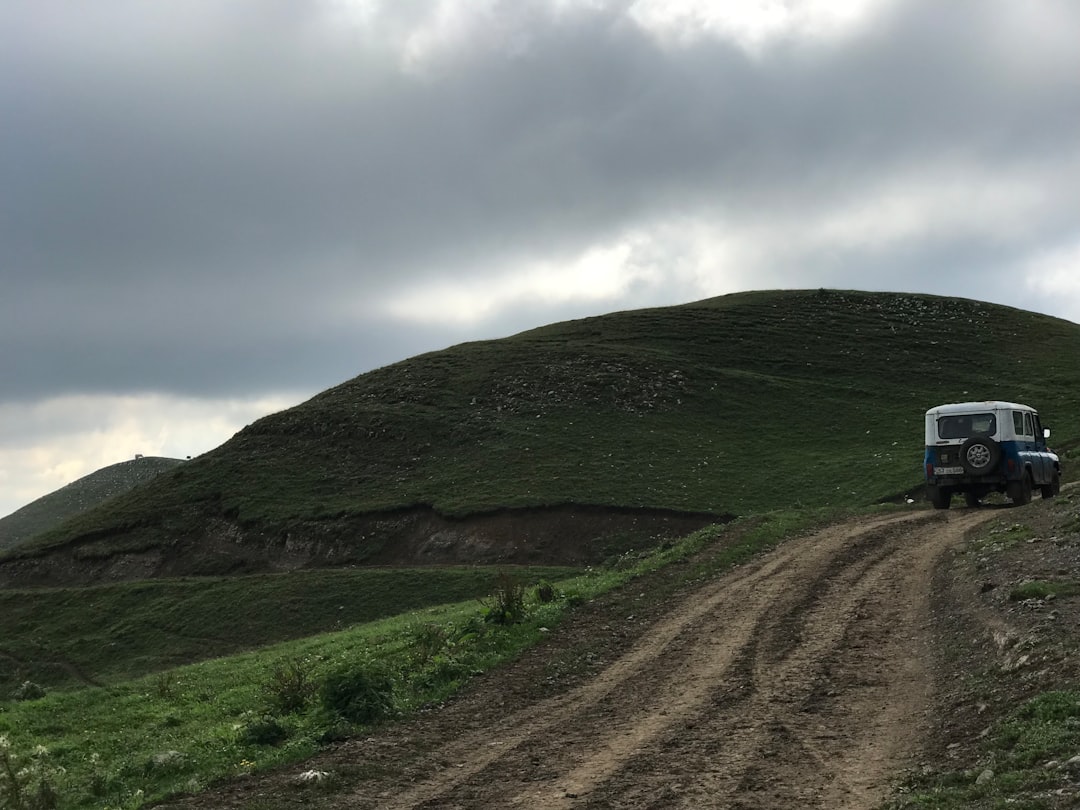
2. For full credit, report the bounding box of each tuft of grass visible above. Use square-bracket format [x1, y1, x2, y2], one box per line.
[320, 663, 396, 726]
[1007, 580, 1080, 602]
[479, 572, 527, 625]
[969, 521, 1034, 554]
[262, 658, 318, 715]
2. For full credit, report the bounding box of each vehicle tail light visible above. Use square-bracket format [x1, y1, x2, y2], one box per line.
[926, 463, 934, 477]
[1007, 458, 1015, 472]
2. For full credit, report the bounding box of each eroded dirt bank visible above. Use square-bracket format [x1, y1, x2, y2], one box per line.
[0, 505, 726, 588]
[160, 508, 995, 810]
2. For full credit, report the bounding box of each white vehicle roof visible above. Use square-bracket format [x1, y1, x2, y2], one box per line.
[925, 401, 1036, 417]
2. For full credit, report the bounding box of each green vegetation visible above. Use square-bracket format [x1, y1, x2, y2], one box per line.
[1008, 580, 1080, 602]
[969, 521, 1035, 553]
[892, 691, 1080, 808]
[9, 290, 1080, 566]
[0, 508, 839, 809]
[0, 566, 576, 697]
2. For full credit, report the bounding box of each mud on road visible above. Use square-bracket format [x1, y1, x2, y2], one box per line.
[165, 509, 995, 810]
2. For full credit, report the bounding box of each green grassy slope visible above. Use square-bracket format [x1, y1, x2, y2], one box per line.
[8, 290, 1080, 563]
[0, 457, 183, 551]
[0, 565, 576, 696]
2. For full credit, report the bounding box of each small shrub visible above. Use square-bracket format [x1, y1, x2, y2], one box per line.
[238, 716, 288, 747]
[0, 737, 61, 810]
[536, 580, 556, 604]
[154, 672, 175, 699]
[86, 753, 111, 798]
[479, 572, 526, 625]
[452, 615, 486, 643]
[414, 653, 471, 692]
[11, 681, 46, 702]
[320, 664, 395, 725]
[263, 657, 317, 714]
[409, 624, 449, 664]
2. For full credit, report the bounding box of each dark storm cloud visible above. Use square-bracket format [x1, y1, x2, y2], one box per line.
[3, 0, 1079, 404]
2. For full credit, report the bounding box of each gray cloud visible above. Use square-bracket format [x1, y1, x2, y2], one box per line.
[3, 0, 1080, 409]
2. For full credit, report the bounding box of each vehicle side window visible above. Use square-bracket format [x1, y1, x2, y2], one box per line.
[1012, 411, 1025, 435]
[1023, 412, 1034, 438]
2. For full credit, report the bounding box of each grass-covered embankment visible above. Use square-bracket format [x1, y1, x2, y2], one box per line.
[0, 566, 578, 696]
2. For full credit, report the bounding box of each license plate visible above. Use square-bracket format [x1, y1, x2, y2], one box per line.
[935, 466, 963, 475]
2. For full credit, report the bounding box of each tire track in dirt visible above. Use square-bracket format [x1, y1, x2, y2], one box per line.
[507, 515, 912, 809]
[334, 509, 991, 810]
[355, 518, 885, 809]
[643, 516, 950, 809]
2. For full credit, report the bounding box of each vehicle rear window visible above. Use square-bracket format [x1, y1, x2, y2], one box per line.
[937, 413, 996, 439]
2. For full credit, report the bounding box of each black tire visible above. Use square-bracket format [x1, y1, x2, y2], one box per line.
[960, 436, 1002, 475]
[964, 491, 981, 508]
[929, 486, 951, 510]
[1008, 473, 1032, 506]
[1041, 471, 1061, 499]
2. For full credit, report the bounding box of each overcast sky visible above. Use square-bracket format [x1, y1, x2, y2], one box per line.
[2, 0, 1079, 518]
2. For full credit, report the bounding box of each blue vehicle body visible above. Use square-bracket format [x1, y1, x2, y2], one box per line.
[924, 401, 1061, 509]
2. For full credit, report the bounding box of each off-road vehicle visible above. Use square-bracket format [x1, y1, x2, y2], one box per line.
[924, 401, 1061, 509]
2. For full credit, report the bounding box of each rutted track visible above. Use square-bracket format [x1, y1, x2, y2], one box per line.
[164, 508, 994, 810]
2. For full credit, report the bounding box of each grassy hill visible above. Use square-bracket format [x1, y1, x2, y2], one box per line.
[0, 457, 184, 552]
[3, 290, 1079, 581]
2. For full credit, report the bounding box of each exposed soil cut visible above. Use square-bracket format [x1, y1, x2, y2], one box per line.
[0, 505, 727, 588]
[158, 507, 1001, 809]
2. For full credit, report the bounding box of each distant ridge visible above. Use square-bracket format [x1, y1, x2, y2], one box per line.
[0, 457, 184, 551]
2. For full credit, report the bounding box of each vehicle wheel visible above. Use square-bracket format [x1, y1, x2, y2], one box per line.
[964, 491, 981, 508]
[1008, 473, 1032, 506]
[929, 486, 951, 510]
[1041, 471, 1061, 499]
[960, 436, 1002, 474]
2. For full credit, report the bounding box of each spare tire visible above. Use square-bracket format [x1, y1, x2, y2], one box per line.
[960, 436, 1001, 474]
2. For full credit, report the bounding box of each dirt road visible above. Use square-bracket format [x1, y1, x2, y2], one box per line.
[167, 508, 995, 809]
[304, 509, 988, 809]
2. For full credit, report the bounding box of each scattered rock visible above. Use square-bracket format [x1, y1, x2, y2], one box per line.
[148, 750, 187, 772]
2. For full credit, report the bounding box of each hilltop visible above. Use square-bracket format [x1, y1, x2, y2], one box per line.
[2, 289, 1078, 586]
[0, 456, 184, 552]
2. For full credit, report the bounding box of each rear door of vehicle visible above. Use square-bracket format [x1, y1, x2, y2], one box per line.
[1017, 410, 1048, 484]
[1031, 412, 1055, 483]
